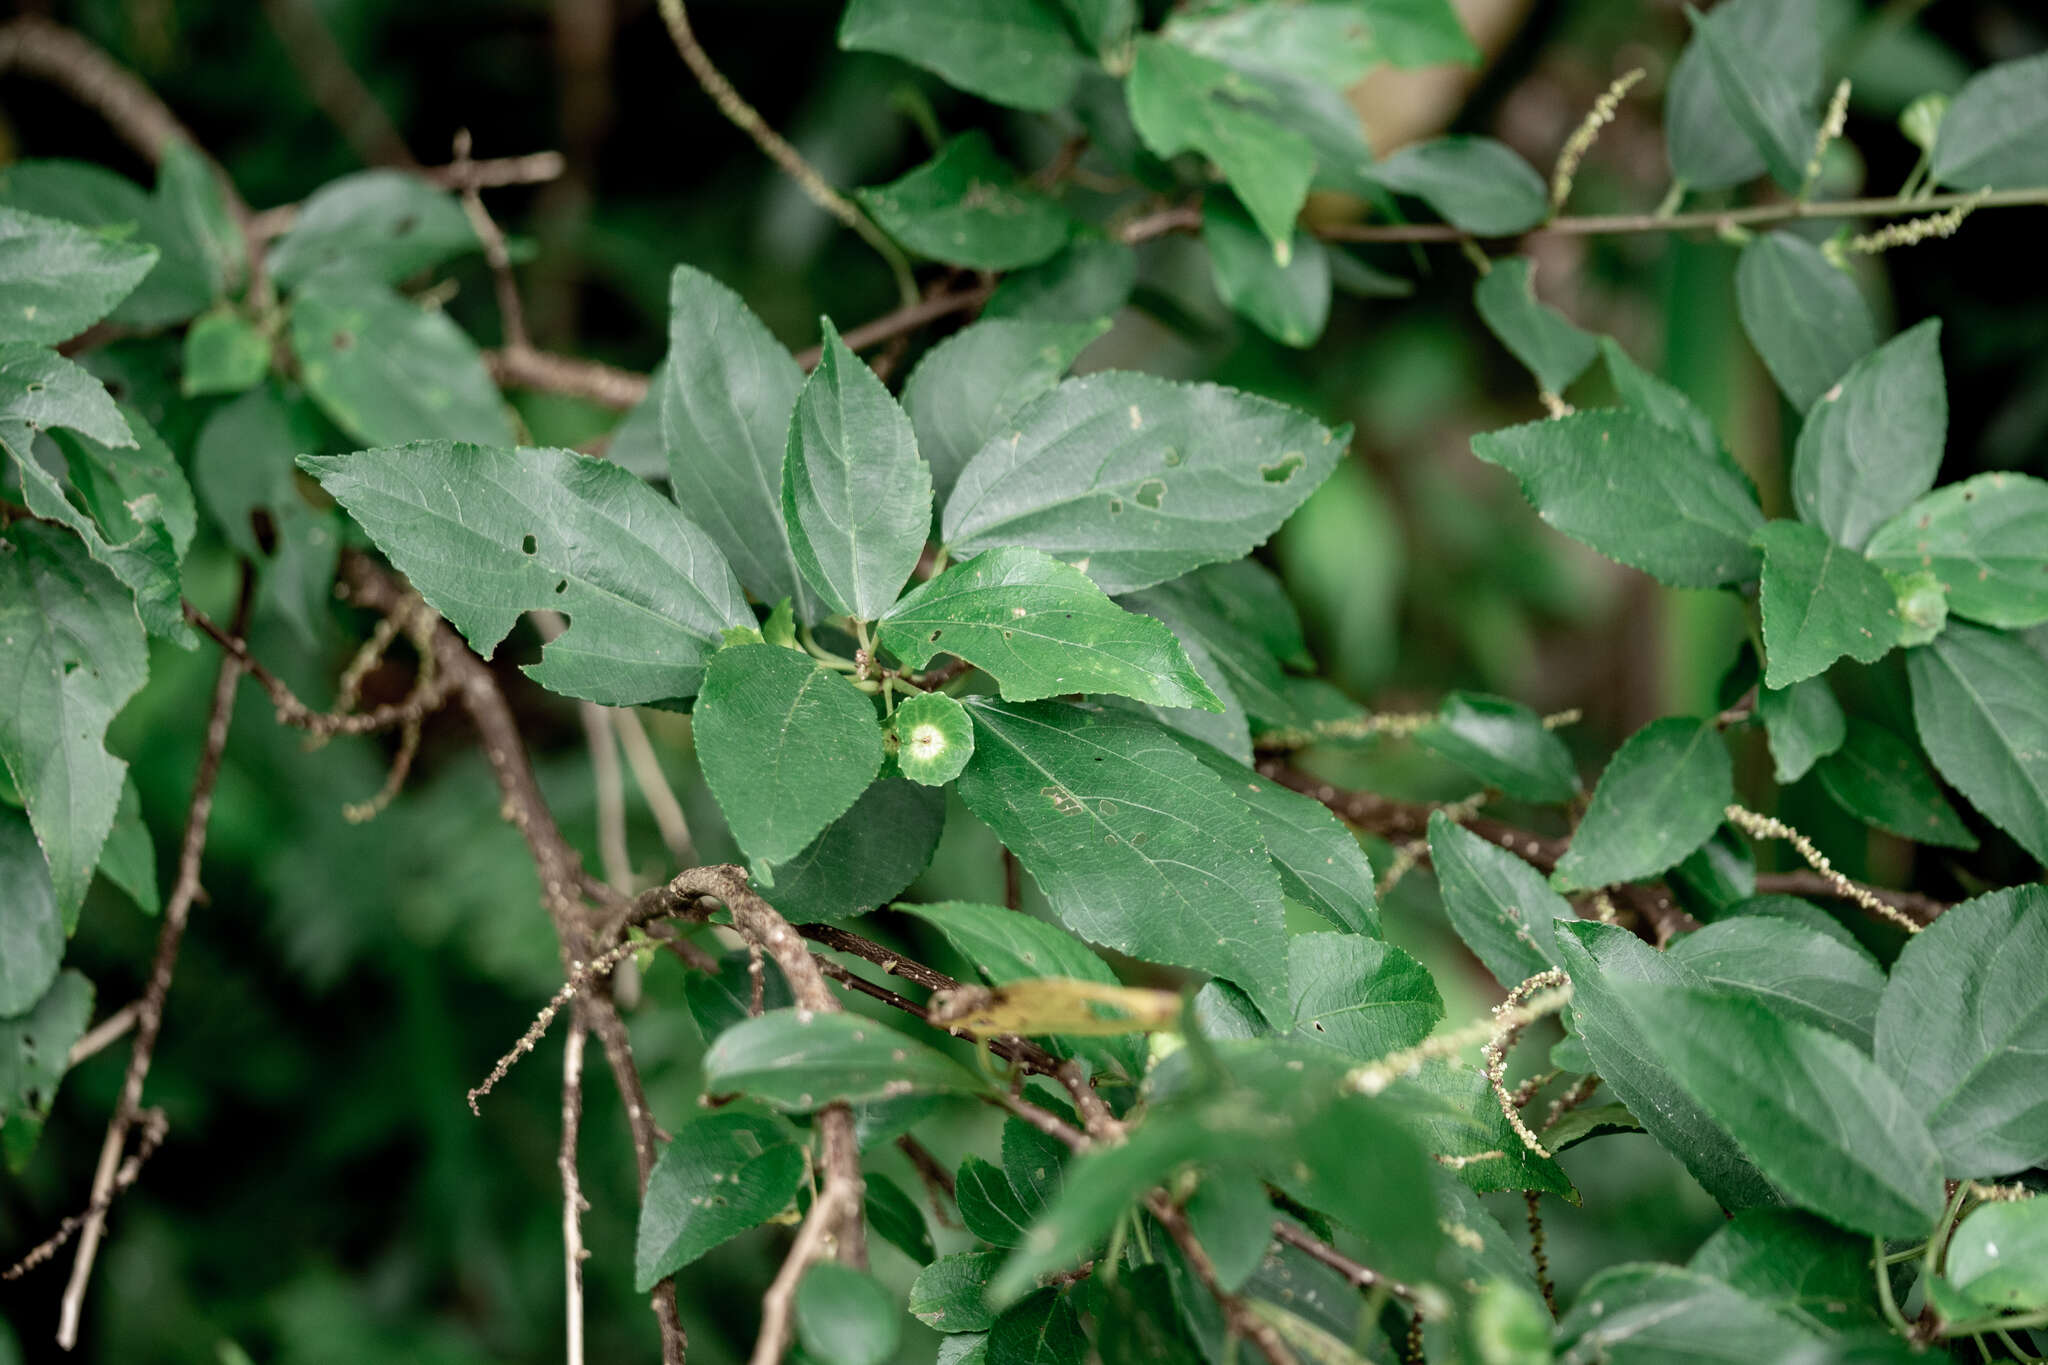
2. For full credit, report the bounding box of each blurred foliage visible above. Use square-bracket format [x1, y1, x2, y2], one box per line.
[4, 0, 2046, 1361]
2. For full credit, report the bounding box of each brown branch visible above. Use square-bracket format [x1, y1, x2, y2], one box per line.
[484, 346, 650, 410]
[342, 554, 689, 1364]
[6, 1108, 167, 1284]
[1753, 871, 1944, 926]
[1148, 1193, 1296, 1365]
[895, 1134, 958, 1225]
[792, 285, 993, 370]
[245, 152, 567, 244]
[65, 1002, 141, 1069]
[56, 569, 251, 1348]
[640, 867, 870, 1355]
[452, 129, 531, 352]
[1273, 1220, 1421, 1304]
[258, 0, 419, 169]
[185, 599, 456, 737]
[0, 19, 226, 196]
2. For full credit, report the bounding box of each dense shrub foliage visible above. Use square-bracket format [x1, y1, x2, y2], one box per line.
[3, 1, 2047, 1362]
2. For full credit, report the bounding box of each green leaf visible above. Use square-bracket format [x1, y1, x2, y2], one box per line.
[0, 158, 212, 326]
[0, 806, 63, 1016]
[1417, 691, 1579, 805]
[193, 384, 343, 646]
[1622, 983, 1945, 1238]
[1184, 1167, 1273, 1293]
[1062, 0, 1134, 56]
[1866, 472, 2048, 630]
[1177, 735, 1379, 936]
[1288, 933, 1441, 1061]
[1690, 2, 1819, 191]
[1906, 624, 2048, 864]
[838, 0, 1086, 112]
[1553, 921, 1779, 1211]
[1428, 813, 1576, 989]
[1556, 1264, 1826, 1363]
[1752, 520, 1902, 688]
[1599, 337, 1743, 486]
[1004, 1115, 1069, 1218]
[701, 1008, 987, 1111]
[911, 1251, 1004, 1331]
[180, 307, 270, 398]
[1791, 319, 1947, 551]
[1947, 1200, 2048, 1312]
[267, 170, 476, 290]
[896, 901, 1115, 987]
[289, 273, 514, 446]
[301, 441, 752, 705]
[879, 548, 1220, 709]
[858, 133, 1073, 272]
[988, 1287, 1084, 1365]
[1473, 257, 1599, 397]
[1759, 676, 1847, 785]
[982, 237, 1135, 324]
[1379, 1063, 1574, 1199]
[682, 950, 795, 1044]
[0, 969, 93, 1172]
[1931, 51, 2048, 190]
[1875, 885, 2048, 1177]
[154, 141, 244, 297]
[1365, 136, 1548, 236]
[1735, 233, 1880, 414]
[795, 1263, 900, 1365]
[943, 372, 1346, 595]
[1688, 1209, 1879, 1334]
[1165, 0, 1474, 86]
[32, 398, 199, 644]
[1664, 0, 1824, 191]
[783, 319, 932, 621]
[0, 521, 149, 928]
[1203, 196, 1330, 349]
[659, 265, 817, 622]
[993, 1115, 1214, 1302]
[902, 319, 1104, 507]
[958, 1155, 1034, 1247]
[633, 1109, 806, 1290]
[695, 644, 884, 865]
[1813, 716, 1977, 850]
[763, 779, 945, 924]
[1120, 559, 1315, 738]
[955, 699, 1290, 1023]
[98, 775, 158, 915]
[1471, 410, 1764, 589]
[1126, 38, 1316, 250]
[1552, 717, 1732, 891]
[0, 205, 156, 345]
[886, 691, 975, 786]
[939, 1333, 990, 1365]
[1667, 916, 1885, 1048]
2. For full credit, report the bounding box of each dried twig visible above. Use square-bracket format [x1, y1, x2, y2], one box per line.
[6, 1108, 167, 1284]
[1148, 1193, 1296, 1365]
[184, 600, 455, 738]
[560, 1018, 590, 1365]
[258, 0, 419, 169]
[613, 709, 695, 867]
[57, 572, 251, 1348]
[65, 1002, 142, 1069]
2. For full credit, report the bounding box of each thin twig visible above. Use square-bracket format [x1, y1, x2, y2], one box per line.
[65, 1002, 141, 1069]
[185, 600, 455, 738]
[484, 346, 650, 409]
[895, 1134, 958, 1226]
[57, 570, 252, 1348]
[560, 1017, 589, 1365]
[1273, 1221, 1421, 1304]
[613, 709, 696, 868]
[580, 703, 634, 891]
[655, 0, 915, 304]
[1524, 1189, 1557, 1317]
[791, 285, 992, 370]
[5, 1108, 167, 1284]
[452, 128, 530, 352]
